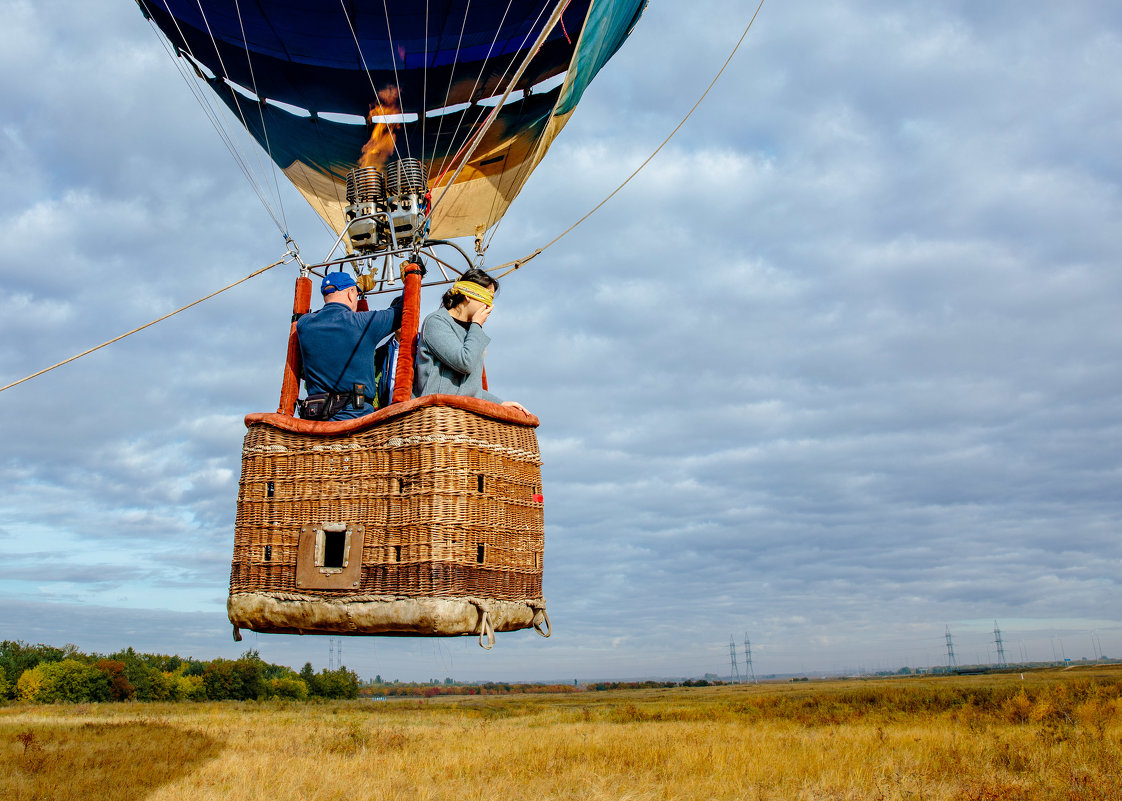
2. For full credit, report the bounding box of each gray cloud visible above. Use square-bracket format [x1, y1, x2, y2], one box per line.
[0, 0, 1119, 680]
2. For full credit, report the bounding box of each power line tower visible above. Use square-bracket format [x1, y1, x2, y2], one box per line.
[743, 633, 757, 683]
[328, 637, 342, 671]
[729, 636, 741, 683]
[993, 621, 1007, 666]
[945, 625, 957, 669]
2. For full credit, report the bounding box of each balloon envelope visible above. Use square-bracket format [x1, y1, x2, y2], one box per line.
[139, 0, 647, 239]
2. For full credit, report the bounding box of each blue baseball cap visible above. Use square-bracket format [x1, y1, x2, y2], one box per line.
[321, 272, 357, 295]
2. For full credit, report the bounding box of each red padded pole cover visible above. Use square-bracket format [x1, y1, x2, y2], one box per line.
[391, 262, 423, 404]
[277, 275, 313, 415]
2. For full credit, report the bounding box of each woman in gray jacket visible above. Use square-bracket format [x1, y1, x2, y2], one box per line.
[414, 267, 527, 413]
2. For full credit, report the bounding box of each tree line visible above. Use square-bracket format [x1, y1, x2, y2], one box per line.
[0, 641, 359, 703]
[363, 681, 580, 697]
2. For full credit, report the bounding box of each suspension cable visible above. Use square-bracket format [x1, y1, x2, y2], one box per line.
[467, 2, 570, 245]
[427, 0, 570, 221]
[491, 0, 767, 278]
[377, 0, 412, 162]
[146, 20, 286, 235]
[0, 254, 295, 394]
[231, 0, 289, 233]
[147, 2, 288, 236]
[192, 0, 290, 231]
[426, 1, 474, 176]
[431, 0, 551, 183]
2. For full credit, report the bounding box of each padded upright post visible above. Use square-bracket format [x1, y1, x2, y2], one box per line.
[391, 260, 423, 404]
[277, 275, 313, 415]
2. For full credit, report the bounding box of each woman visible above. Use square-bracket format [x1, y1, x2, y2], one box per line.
[414, 267, 527, 413]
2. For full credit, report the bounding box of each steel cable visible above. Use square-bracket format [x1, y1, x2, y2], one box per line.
[0, 255, 294, 394]
[492, 0, 767, 278]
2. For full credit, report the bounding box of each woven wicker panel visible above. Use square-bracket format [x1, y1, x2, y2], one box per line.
[230, 404, 544, 603]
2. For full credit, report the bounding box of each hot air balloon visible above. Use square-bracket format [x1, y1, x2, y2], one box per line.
[137, 0, 646, 647]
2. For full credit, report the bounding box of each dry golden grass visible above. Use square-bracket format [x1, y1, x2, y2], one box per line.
[2, 665, 1120, 800]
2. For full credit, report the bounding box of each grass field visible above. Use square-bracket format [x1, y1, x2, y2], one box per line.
[3, 665, 1120, 800]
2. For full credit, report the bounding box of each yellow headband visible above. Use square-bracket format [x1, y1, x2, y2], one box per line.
[452, 281, 494, 307]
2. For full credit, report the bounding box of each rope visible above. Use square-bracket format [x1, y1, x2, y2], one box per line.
[0, 255, 293, 394]
[533, 608, 552, 638]
[476, 606, 496, 650]
[491, 0, 767, 278]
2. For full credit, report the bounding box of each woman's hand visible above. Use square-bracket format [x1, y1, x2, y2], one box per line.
[470, 304, 492, 325]
[501, 400, 527, 414]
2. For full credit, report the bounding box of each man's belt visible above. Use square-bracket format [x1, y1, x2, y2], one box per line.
[298, 383, 369, 420]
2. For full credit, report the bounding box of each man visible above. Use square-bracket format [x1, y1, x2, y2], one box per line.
[296, 271, 402, 420]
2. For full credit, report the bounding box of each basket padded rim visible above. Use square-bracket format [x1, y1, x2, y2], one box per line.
[228, 591, 545, 636]
[247, 394, 538, 435]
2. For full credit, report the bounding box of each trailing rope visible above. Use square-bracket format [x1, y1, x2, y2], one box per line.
[0, 254, 294, 394]
[491, 0, 768, 278]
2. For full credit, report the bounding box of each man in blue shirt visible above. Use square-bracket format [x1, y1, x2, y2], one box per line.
[296, 272, 402, 420]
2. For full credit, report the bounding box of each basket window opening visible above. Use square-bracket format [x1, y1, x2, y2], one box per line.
[323, 530, 346, 569]
[394, 545, 402, 562]
[266, 481, 274, 498]
[263, 545, 272, 562]
[476, 544, 485, 564]
[298, 523, 362, 587]
[477, 475, 484, 493]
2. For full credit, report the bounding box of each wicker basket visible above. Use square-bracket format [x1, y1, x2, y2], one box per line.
[227, 396, 547, 645]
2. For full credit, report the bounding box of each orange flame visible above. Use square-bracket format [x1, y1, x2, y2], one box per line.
[360, 87, 401, 169]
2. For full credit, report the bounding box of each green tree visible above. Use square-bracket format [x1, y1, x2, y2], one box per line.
[202, 656, 264, 700]
[144, 653, 184, 673]
[179, 659, 207, 677]
[174, 672, 207, 701]
[0, 641, 70, 698]
[17, 659, 110, 703]
[146, 668, 178, 701]
[314, 667, 360, 699]
[266, 677, 310, 700]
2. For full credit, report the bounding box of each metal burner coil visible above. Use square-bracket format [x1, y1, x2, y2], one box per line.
[385, 159, 428, 196]
[345, 167, 386, 205]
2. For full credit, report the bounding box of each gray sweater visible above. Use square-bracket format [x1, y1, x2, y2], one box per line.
[413, 309, 502, 403]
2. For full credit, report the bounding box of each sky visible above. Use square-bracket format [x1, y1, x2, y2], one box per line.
[0, 0, 1119, 682]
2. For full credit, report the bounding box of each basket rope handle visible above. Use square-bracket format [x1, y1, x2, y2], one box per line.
[478, 609, 496, 650]
[533, 609, 551, 638]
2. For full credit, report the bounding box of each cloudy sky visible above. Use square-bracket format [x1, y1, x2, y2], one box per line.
[1, 0, 1119, 682]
